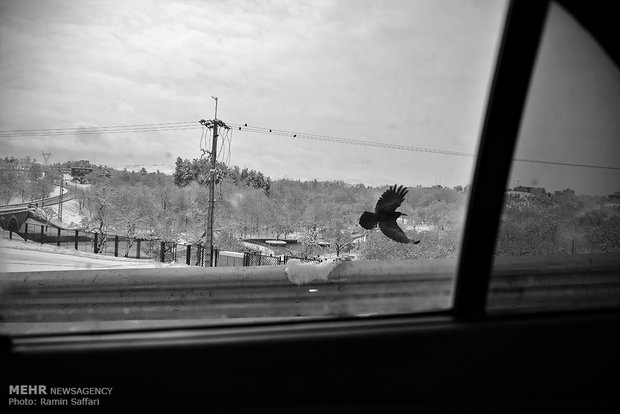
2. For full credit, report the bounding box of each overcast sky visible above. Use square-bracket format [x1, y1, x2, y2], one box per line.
[1, 0, 618, 195]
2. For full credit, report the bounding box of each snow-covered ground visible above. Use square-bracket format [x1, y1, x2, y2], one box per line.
[49, 177, 89, 227]
[3, 188, 66, 206]
[0, 238, 189, 272]
[45, 197, 86, 228]
[28, 178, 90, 228]
[3, 176, 72, 206]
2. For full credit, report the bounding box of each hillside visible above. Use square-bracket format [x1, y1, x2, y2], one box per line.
[8, 158, 616, 261]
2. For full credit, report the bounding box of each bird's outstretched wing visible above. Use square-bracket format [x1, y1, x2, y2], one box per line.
[375, 184, 408, 214]
[378, 221, 421, 244]
[379, 220, 411, 243]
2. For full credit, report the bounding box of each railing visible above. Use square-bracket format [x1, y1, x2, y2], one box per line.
[1, 254, 618, 334]
[0, 259, 457, 327]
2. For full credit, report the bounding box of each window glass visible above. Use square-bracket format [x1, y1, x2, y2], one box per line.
[488, 2, 620, 314]
[0, 0, 506, 335]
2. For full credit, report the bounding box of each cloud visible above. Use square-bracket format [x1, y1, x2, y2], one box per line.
[1, 0, 508, 191]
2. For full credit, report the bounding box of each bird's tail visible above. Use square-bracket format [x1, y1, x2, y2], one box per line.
[359, 211, 378, 230]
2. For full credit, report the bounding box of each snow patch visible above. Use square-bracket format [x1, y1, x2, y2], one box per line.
[265, 240, 286, 245]
[40, 197, 87, 229]
[285, 259, 338, 285]
[0, 238, 189, 272]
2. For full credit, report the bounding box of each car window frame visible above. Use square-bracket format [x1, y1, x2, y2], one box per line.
[4, 0, 619, 351]
[453, 0, 549, 321]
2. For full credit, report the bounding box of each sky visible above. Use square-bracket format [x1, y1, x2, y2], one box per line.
[508, 2, 620, 196]
[0, 0, 618, 195]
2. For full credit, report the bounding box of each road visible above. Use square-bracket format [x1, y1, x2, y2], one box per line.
[0, 181, 75, 213]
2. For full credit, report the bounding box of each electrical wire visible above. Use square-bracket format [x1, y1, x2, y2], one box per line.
[227, 129, 233, 167]
[0, 121, 199, 137]
[1, 120, 619, 171]
[512, 158, 620, 171]
[216, 129, 226, 162]
[230, 123, 620, 171]
[222, 128, 233, 167]
[199, 124, 207, 159]
[229, 123, 474, 157]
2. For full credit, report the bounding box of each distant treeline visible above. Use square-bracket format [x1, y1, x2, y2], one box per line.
[0, 159, 61, 204]
[68, 157, 469, 259]
[496, 193, 620, 256]
[8, 155, 616, 260]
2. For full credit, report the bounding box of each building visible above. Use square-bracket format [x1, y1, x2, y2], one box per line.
[70, 161, 94, 183]
[513, 185, 547, 196]
[554, 188, 575, 198]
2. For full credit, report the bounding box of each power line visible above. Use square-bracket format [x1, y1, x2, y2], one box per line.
[1, 121, 619, 171]
[228, 123, 475, 157]
[228, 123, 620, 171]
[0, 122, 199, 137]
[0, 121, 198, 135]
[512, 158, 620, 171]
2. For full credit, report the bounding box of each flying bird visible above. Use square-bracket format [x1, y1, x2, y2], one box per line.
[359, 184, 420, 244]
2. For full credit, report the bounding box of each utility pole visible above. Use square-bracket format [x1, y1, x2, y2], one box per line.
[58, 169, 63, 222]
[199, 97, 230, 266]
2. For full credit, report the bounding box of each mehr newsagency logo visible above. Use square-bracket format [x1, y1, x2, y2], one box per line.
[9, 385, 113, 407]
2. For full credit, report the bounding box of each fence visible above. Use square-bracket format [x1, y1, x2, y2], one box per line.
[3, 221, 153, 259]
[173, 244, 213, 267]
[241, 251, 321, 266]
[2, 220, 321, 268]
